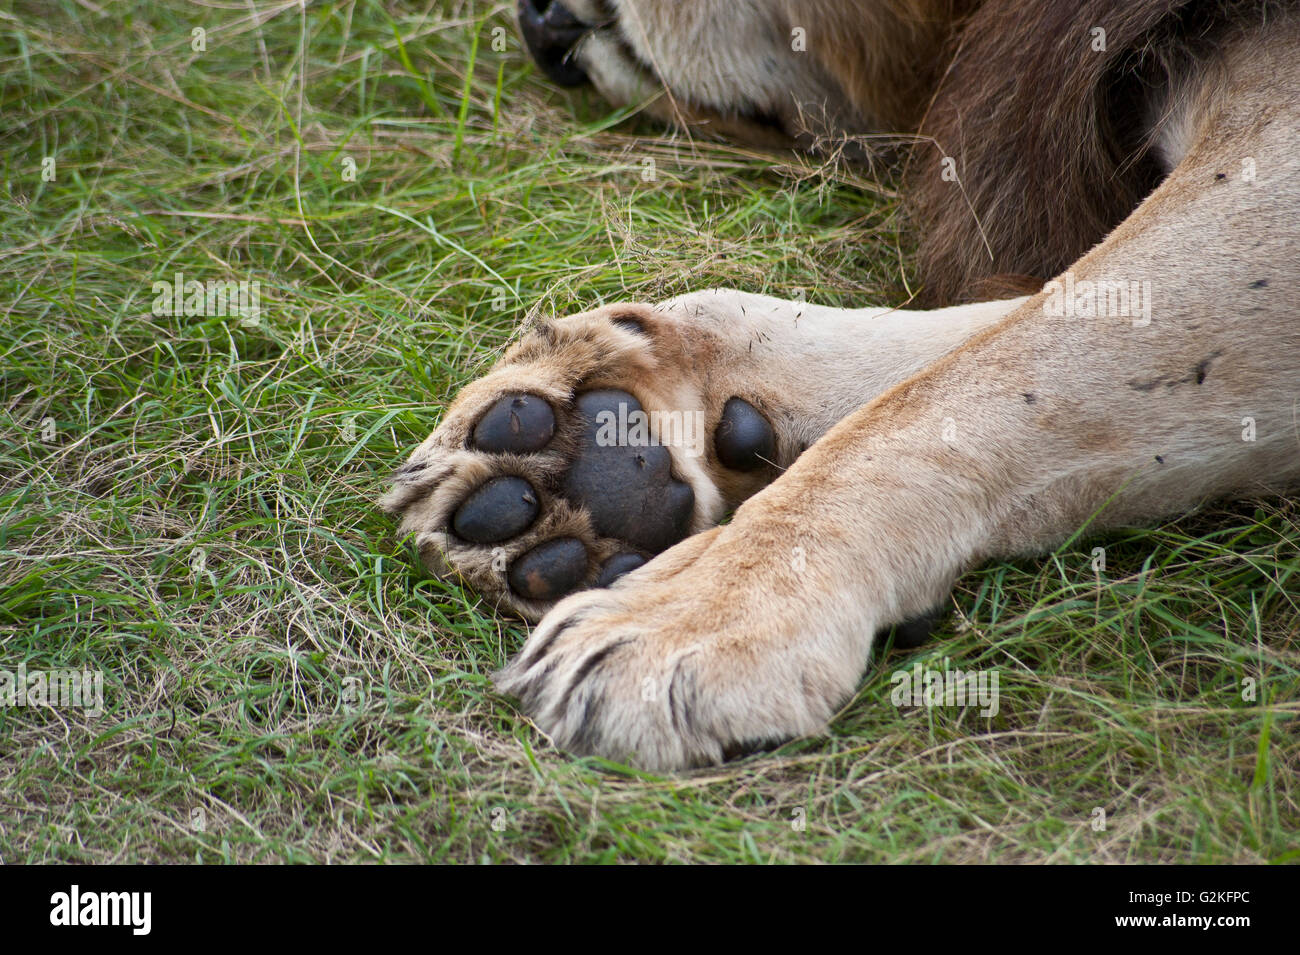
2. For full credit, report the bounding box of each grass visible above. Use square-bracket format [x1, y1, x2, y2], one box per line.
[0, 0, 1296, 864]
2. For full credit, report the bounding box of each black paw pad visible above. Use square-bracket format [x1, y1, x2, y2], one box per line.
[722, 737, 780, 761]
[892, 607, 946, 649]
[452, 476, 539, 543]
[561, 389, 695, 554]
[508, 537, 589, 601]
[472, 394, 555, 454]
[594, 552, 646, 587]
[714, 397, 775, 471]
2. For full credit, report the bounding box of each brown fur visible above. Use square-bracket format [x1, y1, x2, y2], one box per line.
[789, 0, 976, 132]
[909, 0, 1245, 302]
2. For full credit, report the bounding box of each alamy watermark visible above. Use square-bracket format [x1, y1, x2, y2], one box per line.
[152, 271, 261, 325]
[1, 663, 104, 717]
[595, 404, 706, 458]
[50, 885, 150, 935]
[1043, 271, 1151, 327]
[890, 657, 999, 717]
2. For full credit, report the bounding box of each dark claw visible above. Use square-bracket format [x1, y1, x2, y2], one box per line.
[609, 313, 647, 335]
[452, 476, 540, 543]
[561, 389, 695, 554]
[472, 394, 556, 454]
[714, 397, 775, 471]
[509, 537, 589, 601]
[594, 551, 646, 587]
[721, 737, 780, 761]
[892, 607, 947, 649]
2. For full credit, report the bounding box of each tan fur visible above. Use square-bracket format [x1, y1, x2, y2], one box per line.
[385, 2, 1300, 769]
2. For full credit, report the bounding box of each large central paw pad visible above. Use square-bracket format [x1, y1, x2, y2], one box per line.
[560, 390, 696, 553]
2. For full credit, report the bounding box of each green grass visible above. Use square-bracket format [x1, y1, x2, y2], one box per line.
[1, 0, 1296, 864]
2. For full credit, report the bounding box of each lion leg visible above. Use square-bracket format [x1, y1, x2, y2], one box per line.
[383, 290, 1024, 619]
[495, 16, 1300, 769]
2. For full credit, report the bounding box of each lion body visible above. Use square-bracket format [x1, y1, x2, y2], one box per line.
[386, 1, 1300, 769]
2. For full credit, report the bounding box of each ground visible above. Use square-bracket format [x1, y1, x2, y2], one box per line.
[0, 0, 1295, 863]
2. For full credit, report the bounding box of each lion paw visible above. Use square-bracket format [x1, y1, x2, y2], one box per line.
[382, 301, 785, 619]
[492, 526, 862, 771]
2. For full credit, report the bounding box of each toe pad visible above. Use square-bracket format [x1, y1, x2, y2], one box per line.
[509, 537, 589, 601]
[715, 397, 775, 471]
[595, 551, 647, 587]
[452, 476, 539, 543]
[472, 394, 555, 454]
